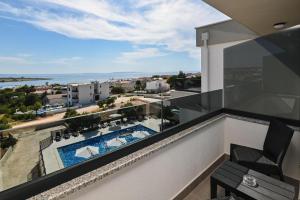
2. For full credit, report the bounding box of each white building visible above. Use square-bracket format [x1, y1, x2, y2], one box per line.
[43, 94, 67, 106]
[111, 80, 136, 92]
[93, 81, 110, 101]
[196, 20, 258, 93]
[145, 80, 170, 93]
[67, 82, 111, 106]
[67, 83, 94, 106]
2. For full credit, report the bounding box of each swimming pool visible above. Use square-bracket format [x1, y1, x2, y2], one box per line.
[57, 124, 157, 167]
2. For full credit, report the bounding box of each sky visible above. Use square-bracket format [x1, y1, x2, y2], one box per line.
[0, 0, 228, 74]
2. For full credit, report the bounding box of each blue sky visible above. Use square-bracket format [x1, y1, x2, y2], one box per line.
[0, 0, 228, 74]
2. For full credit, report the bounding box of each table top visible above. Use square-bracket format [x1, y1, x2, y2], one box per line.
[211, 161, 295, 200]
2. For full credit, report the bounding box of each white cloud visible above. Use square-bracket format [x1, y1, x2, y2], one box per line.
[0, 0, 228, 59]
[0, 54, 82, 66]
[0, 56, 30, 65]
[47, 56, 82, 65]
[115, 48, 166, 64]
[17, 53, 33, 58]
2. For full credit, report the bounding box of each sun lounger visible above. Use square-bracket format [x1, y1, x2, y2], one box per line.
[55, 134, 61, 142]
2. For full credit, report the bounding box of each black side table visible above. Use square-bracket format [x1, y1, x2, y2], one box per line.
[210, 161, 295, 200]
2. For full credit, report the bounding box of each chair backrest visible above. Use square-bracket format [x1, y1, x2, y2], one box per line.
[263, 119, 294, 165]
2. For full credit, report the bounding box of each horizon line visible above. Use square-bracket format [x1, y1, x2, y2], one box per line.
[0, 70, 200, 76]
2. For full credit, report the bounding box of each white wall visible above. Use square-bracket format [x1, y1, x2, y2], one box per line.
[146, 80, 170, 93]
[99, 82, 110, 100]
[63, 118, 225, 200]
[66, 85, 73, 106]
[78, 84, 94, 105]
[201, 40, 247, 93]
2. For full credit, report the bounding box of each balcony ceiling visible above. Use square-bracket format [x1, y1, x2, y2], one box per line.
[203, 0, 300, 35]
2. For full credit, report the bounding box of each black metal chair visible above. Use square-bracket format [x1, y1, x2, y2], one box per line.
[230, 119, 294, 181]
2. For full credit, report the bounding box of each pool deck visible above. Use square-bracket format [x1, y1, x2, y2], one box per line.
[42, 118, 162, 174]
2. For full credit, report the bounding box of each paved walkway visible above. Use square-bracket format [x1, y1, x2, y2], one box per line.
[0, 130, 50, 191]
[12, 96, 151, 129]
[12, 105, 100, 129]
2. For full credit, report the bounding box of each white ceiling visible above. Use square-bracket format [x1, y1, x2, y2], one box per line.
[203, 0, 300, 35]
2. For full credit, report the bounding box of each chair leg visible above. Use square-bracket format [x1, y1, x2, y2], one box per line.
[229, 144, 236, 161]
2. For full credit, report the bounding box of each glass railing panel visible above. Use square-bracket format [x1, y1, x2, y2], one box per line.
[0, 90, 222, 193]
[161, 90, 223, 131]
[224, 27, 300, 120]
[0, 101, 163, 191]
[173, 77, 201, 92]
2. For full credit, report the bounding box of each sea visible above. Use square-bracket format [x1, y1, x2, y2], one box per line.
[0, 72, 182, 89]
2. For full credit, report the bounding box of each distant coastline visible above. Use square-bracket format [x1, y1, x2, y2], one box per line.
[0, 77, 51, 83]
[0, 71, 198, 89]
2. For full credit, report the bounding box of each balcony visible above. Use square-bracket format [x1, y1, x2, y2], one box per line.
[72, 88, 79, 93]
[1, 9, 300, 200]
[0, 87, 299, 200]
[72, 95, 79, 99]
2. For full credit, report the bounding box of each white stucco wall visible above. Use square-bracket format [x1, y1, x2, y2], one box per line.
[146, 80, 170, 93]
[201, 40, 248, 93]
[78, 84, 94, 105]
[99, 82, 110, 100]
[64, 118, 225, 200]
[62, 116, 300, 200]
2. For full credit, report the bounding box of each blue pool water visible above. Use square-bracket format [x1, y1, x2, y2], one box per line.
[57, 125, 157, 167]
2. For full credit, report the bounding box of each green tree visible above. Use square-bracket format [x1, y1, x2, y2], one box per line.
[15, 85, 36, 94]
[33, 102, 42, 116]
[111, 86, 125, 94]
[24, 94, 40, 106]
[65, 117, 82, 132]
[0, 116, 11, 130]
[0, 105, 11, 114]
[19, 104, 27, 113]
[135, 80, 142, 90]
[178, 71, 186, 79]
[64, 109, 79, 118]
[97, 96, 116, 108]
[106, 96, 116, 105]
[167, 75, 177, 88]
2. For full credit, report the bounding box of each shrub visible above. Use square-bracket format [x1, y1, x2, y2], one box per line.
[111, 86, 125, 94]
[24, 93, 41, 106]
[121, 102, 133, 108]
[97, 97, 116, 108]
[64, 109, 79, 118]
[11, 113, 36, 121]
[0, 116, 11, 130]
[0, 123, 11, 130]
[0, 134, 17, 149]
[0, 105, 11, 114]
